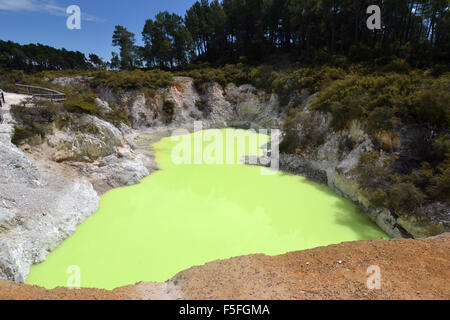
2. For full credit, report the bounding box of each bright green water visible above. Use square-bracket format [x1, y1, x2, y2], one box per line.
[26, 129, 388, 290]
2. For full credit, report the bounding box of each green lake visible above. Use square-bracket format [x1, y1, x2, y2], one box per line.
[26, 129, 388, 290]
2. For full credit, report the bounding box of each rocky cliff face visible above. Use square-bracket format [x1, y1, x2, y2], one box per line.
[0, 118, 99, 282]
[93, 77, 282, 130]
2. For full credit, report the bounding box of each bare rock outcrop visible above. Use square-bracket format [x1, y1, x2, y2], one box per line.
[99, 77, 283, 131]
[49, 114, 124, 162]
[0, 121, 99, 282]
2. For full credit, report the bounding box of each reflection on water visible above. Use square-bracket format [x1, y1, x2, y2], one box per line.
[26, 129, 389, 290]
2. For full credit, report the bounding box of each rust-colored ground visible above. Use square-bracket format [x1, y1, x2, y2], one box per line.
[1, 235, 449, 300]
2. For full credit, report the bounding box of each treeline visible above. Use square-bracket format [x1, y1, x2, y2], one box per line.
[111, 0, 450, 70]
[0, 40, 93, 71]
[2, 1, 449, 72]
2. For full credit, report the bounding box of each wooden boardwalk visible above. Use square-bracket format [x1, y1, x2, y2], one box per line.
[15, 84, 66, 103]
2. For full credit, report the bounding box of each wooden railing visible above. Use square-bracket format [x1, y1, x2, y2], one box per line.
[15, 84, 66, 102]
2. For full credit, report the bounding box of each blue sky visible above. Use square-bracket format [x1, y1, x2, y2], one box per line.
[0, 0, 197, 60]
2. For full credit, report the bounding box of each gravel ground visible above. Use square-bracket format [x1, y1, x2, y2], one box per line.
[0, 234, 448, 300]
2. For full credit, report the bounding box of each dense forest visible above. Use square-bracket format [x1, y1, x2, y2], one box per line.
[113, 0, 450, 70]
[1, 0, 449, 72]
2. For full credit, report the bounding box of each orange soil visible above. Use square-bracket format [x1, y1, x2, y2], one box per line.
[1, 234, 448, 300]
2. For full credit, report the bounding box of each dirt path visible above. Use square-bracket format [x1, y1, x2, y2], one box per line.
[0, 234, 448, 300]
[0, 92, 31, 124]
[2, 92, 30, 109]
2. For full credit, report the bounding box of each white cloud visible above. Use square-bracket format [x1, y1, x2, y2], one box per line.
[0, 0, 39, 11]
[0, 0, 104, 22]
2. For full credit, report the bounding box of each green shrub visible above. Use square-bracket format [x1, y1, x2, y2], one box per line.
[279, 108, 327, 153]
[426, 157, 450, 202]
[358, 149, 449, 216]
[63, 97, 100, 115]
[162, 99, 175, 123]
[386, 182, 426, 213]
[10, 104, 57, 145]
[179, 63, 249, 90]
[104, 103, 130, 127]
[348, 43, 376, 62]
[90, 69, 173, 92]
[312, 72, 450, 132]
[381, 58, 411, 73]
[355, 151, 397, 190]
[369, 189, 389, 208]
[12, 126, 35, 145]
[195, 99, 206, 111]
[432, 133, 450, 161]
